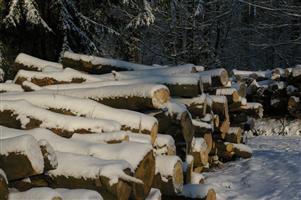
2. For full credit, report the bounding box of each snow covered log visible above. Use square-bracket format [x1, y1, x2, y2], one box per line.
[8, 187, 63, 200]
[191, 138, 208, 167]
[152, 156, 183, 196]
[46, 151, 139, 200]
[231, 143, 253, 159]
[232, 82, 247, 98]
[148, 102, 194, 155]
[225, 127, 242, 144]
[216, 142, 234, 162]
[34, 84, 170, 111]
[215, 88, 241, 105]
[232, 69, 270, 81]
[38, 140, 58, 171]
[198, 68, 229, 87]
[173, 94, 208, 119]
[1, 93, 158, 142]
[62, 52, 158, 74]
[288, 96, 301, 118]
[288, 65, 301, 84]
[178, 184, 216, 200]
[72, 132, 129, 144]
[0, 135, 44, 181]
[0, 83, 24, 93]
[45, 75, 202, 98]
[14, 68, 99, 86]
[230, 102, 264, 119]
[55, 188, 103, 200]
[154, 134, 176, 156]
[0, 169, 8, 200]
[13, 53, 63, 73]
[0, 100, 120, 138]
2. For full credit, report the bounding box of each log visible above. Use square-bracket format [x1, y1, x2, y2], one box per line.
[198, 68, 229, 87]
[8, 187, 63, 200]
[232, 69, 269, 81]
[21, 80, 43, 91]
[191, 120, 213, 154]
[0, 100, 121, 138]
[153, 134, 176, 156]
[208, 95, 229, 121]
[38, 140, 58, 171]
[14, 68, 99, 86]
[225, 127, 242, 144]
[0, 83, 24, 93]
[233, 143, 253, 159]
[216, 142, 234, 162]
[44, 75, 203, 98]
[13, 53, 63, 73]
[62, 51, 160, 74]
[10, 127, 154, 200]
[46, 151, 140, 200]
[9, 175, 49, 191]
[191, 138, 209, 167]
[72, 132, 129, 144]
[179, 184, 216, 200]
[183, 155, 194, 184]
[215, 88, 241, 105]
[230, 102, 264, 119]
[173, 94, 207, 118]
[288, 96, 301, 118]
[232, 82, 247, 98]
[0, 169, 8, 200]
[289, 65, 301, 84]
[152, 156, 183, 196]
[34, 83, 170, 111]
[1, 93, 158, 141]
[0, 135, 44, 181]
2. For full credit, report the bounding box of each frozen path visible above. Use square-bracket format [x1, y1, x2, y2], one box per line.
[205, 136, 301, 200]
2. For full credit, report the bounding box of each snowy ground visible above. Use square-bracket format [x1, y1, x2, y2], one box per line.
[205, 135, 301, 200]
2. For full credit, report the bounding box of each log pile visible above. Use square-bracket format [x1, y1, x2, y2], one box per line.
[232, 66, 301, 118]
[2, 52, 285, 200]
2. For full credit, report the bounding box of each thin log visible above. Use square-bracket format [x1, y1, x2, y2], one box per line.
[198, 68, 229, 87]
[0, 135, 44, 181]
[152, 156, 183, 196]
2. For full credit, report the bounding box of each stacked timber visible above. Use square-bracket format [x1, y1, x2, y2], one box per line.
[3, 52, 284, 200]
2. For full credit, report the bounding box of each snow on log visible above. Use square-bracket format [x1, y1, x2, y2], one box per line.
[9, 187, 63, 200]
[145, 188, 162, 200]
[14, 53, 63, 72]
[0, 100, 121, 137]
[289, 65, 301, 83]
[173, 94, 207, 119]
[216, 142, 234, 162]
[0, 169, 8, 200]
[229, 143, 253, 159]
[230, 102, 264, 119]
[13, 68, 99, 86]
[46, 151, 138, 200]
[55, 188, 103, 200]
[232, 82, 247, 98]
[191, 138, 209, 167]
[288, 96, 301, 118]
[192, 120, 213, 155]
[1, 93, 158, 141]
[180, 184, 216, 200]
[44, 75, 202, 98]
[152, 155, 183, 196]
[232, 69, 270, 81]
[34, 84, 170, 111]
[154, 134, 176, 156]
[215, 88, 241, 105]
[0, 135, 44, 181]
[38, 140, 58, 171]
[72, 132, 129, 144]
[62, 52, 159, 73]
[21, 80, 43, 91]
[225, 127, 242, 144]
[198, 68, 229, 87]
[0, 83, 24, 93]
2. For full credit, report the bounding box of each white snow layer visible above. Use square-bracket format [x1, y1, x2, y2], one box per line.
[191, 137, 207, 153]
[14, 68, 100, 83]
[181, 184, 213, 198]
[48, 151, 141, 185]
[15, 53, 63, 70]
[0, 100, 121, 133]
[0, 134, 44, 175]
[145, 188, 162, 200]
[64, 51, 156, 71]
[0, 83, 23, 92]
[1, 93, 157, 132]
[55, 188, 103, 200]
[204, 135, 301, 200]
[38, 139, 58, 169]
[9, 187, 62, 200]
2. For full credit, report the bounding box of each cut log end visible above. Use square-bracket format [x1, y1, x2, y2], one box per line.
[150, 123, 159, 145]
[152, 88, 170, 108]
[206, 188, 217, 200]
[173, 161, 184, 191]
